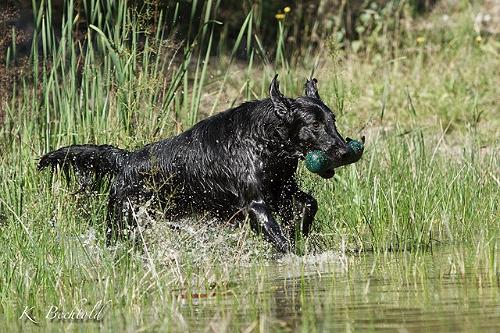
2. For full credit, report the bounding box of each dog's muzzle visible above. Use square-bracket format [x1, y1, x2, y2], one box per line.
[318, 167, 335, 179]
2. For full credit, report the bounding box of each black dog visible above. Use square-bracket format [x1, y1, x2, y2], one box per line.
[39, 76, 354, 253]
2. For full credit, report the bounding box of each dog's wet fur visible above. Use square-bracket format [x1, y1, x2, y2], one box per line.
[39, 76, 354, 253]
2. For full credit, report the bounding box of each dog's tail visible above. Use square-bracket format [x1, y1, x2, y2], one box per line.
[38, 144, 129, 189]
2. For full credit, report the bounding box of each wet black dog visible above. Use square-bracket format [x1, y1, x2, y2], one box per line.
[39, 75, 353, 252]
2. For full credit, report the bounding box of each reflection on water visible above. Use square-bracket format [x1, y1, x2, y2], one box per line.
[182, 249, 499, 332]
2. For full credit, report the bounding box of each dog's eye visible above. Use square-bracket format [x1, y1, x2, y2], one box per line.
[312, 121, 320, 128]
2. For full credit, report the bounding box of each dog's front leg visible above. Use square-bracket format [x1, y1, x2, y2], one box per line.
[291, 191, 318, 237]
[247, 199, 290, 253]
[278, 182, 318, 240]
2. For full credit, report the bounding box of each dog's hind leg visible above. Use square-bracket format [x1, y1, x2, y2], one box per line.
[106, 181, 132, 244]
[105, 176, 153, 244]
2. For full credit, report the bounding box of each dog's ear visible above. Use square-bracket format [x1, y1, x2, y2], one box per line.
[304, 78, 321, 99]
[270, 74, 291, 118]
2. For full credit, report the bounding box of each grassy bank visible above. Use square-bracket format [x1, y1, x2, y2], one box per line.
[0, 0, 498, 331]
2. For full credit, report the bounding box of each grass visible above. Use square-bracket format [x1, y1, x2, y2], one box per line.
[0, 0, 498, 331]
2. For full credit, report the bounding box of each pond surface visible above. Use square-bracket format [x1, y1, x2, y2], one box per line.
[181, 249, 499, 332]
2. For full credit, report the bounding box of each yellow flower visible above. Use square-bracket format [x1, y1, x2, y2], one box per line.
[275, 13, 285, 20]
[475, 35, 482, 43]
[284, 6, 291, 13]
[416, 36, 426, 44]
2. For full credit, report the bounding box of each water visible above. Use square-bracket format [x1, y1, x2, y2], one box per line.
[180, 249, 499, 332]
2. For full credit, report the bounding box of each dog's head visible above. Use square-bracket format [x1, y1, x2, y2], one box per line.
[270, 75, 350, 179]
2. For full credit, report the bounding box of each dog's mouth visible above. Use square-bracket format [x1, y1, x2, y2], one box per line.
[297, 149, 337, 179]
[318, 167, 335, 179]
